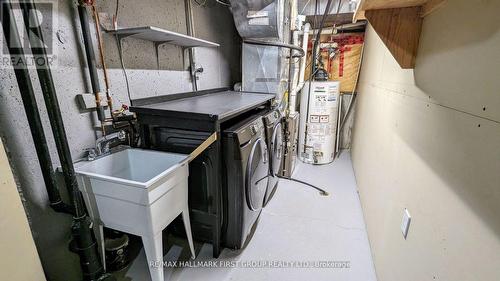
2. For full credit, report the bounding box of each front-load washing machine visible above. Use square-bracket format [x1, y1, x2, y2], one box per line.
[222, 114, 269, 249]
[262, 109, 283, 206]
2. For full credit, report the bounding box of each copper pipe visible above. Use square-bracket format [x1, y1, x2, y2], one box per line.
[91, 2, 113, 116]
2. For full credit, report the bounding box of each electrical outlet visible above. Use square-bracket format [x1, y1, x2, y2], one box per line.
[401, 208, 411, 239]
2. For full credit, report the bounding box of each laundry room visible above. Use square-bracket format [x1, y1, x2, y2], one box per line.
[0, 0, 499, 281]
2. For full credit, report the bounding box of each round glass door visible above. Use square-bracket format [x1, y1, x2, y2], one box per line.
[245, 138, 268, 211]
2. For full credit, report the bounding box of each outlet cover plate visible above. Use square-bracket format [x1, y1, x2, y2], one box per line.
[401, 208, 411, 239]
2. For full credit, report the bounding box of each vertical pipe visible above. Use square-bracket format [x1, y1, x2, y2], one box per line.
[289, 23, 310, 114]
[91, 3, 113, 117]
[19, 0, 85, 218]
[335, 93, 342, 157]
[0, 0, 71, 213]
[17, 2, 112, 280]
[77, 1, 106, 123]
[297, 23, 310, 87]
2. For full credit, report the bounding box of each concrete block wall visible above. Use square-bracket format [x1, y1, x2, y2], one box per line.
[0, 0, 239, 280]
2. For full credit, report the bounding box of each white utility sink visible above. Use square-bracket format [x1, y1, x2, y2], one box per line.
[74, 148, 195, 281]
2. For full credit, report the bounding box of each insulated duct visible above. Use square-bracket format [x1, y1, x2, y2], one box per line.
[229, 0, 285, 40]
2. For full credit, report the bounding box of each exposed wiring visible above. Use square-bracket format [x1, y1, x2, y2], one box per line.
[114, 0, 132, 104]
[114, 0, 119, 22]
[215, 0, 230, 6]
[115, 38, 132, 104]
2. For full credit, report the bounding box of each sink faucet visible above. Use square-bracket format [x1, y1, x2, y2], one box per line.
[91, 130, 126, 159]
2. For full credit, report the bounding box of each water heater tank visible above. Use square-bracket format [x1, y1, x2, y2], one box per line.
[298, 81, 340, 165]
[229, 0, 284, 40]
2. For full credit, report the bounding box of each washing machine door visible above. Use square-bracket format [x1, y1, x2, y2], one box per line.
[270, 122, 283, 177]
[245, 138, 269, 211]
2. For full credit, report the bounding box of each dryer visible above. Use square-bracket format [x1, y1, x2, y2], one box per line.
[223, 115, 269, 249]
[262, 109, 283, 206]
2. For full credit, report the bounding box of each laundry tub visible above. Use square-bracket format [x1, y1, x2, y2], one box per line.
[75, 148, 195, 281]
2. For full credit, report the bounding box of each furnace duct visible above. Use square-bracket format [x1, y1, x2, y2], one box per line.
[229, 0, 284, 40]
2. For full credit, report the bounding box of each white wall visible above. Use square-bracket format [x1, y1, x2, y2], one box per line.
[0, 140, 45, 281]
[351, 1, 500, 280]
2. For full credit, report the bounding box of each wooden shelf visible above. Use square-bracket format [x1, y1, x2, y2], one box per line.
[108, 26, 219, 48]
[353, 0, 446, 69]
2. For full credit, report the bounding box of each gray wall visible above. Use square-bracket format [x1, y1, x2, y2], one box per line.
[0, 0, 239, 280]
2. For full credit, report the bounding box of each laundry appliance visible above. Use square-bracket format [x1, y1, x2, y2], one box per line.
[222, 114, 269, 249]
[262, 109, 283, 206]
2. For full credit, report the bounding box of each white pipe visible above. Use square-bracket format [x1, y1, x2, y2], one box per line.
[298, 23, 310, 87]
[289, 23, 310, 114]
[291, 30, 300, 89]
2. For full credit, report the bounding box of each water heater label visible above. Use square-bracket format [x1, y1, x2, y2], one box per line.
[310, 115, 320, 123]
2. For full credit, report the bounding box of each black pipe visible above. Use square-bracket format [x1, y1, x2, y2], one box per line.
[19, 1, 86, 219]
[0, 0, 72, 214]
[77, 1, 105, 122]
[11, 1, 113, 280]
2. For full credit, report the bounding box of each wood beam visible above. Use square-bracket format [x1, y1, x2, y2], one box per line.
[421, 0, 447, 17]
[365, 6, 423, 68]
[361, 0, 427, 10]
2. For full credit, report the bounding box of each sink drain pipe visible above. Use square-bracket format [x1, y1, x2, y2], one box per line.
[1, 1, 114, 280]
[0, 1, 72, 215]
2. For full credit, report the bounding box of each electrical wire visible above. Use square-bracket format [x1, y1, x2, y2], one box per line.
[114, 0, 132, 104]
[215, 0, 230, 6]
[116, 39, 132, 103]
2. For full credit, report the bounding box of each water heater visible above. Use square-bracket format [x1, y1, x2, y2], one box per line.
[298, 81, 340, 164]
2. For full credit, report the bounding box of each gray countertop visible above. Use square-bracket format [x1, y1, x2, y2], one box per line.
[131, 91, 275, 122]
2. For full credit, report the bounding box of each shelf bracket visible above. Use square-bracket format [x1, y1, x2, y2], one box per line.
[114, 32, 141, 41]
[154, 41, 171, 69]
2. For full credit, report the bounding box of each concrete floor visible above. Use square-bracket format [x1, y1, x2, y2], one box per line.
[121, 152, 377, 281]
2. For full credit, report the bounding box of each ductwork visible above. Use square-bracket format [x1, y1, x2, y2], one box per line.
[229, 0, 285, 40]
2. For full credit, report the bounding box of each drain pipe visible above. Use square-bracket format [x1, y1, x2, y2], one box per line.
[77, 1, 106, 128]
[0, 0, 72, 214]
[15, 1, 114, 280]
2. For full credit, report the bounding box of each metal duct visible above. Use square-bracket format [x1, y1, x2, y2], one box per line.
[229, 0, 285, 40]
